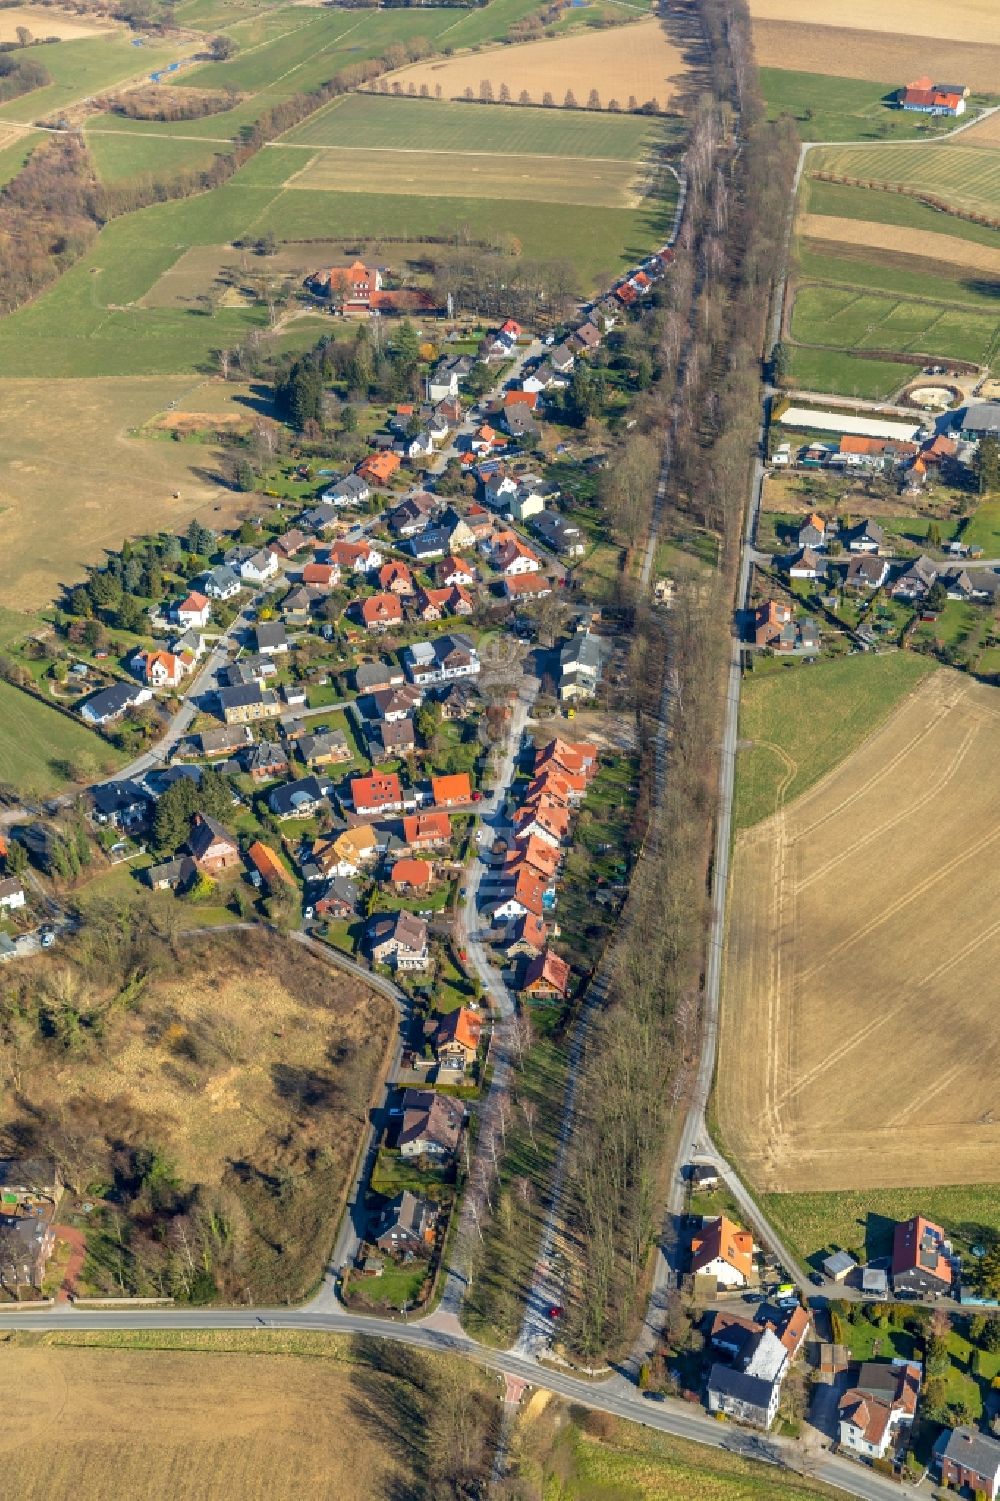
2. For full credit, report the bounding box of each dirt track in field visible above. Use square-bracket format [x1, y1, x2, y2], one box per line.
[717, 670, 1000, 1193]
[381, 19, 689, 111]
[796, 212, 1000, 276]
[752, 21, 1000, 96]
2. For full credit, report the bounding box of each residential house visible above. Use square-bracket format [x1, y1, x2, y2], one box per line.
[505, 573, 552, 602]
[691, 1215, 754, 1288]
[437, 509, 477, 553]
[134, 649, 187, 690]
[328, 824, 377, 877]
[89, 780, 153, 828]
[425, 360, 461, 402]
[240, 549, 279, 584]
[355, 661, 404, 695]
[838, 1361, 921, 1460]
[707, 1327, 788, 1430]
[243, 741, 289, 782]
[503, 405, 540, 443]
[492, 533, 541, 576]
[492, 866, 547, 922]
[959, 401, 1000, 442]
[370, 684, 422, 724]
[482, 472, 519, 512]
[299, 730, 351, 769]
[352, 771, 404, 817]
[330, 539, 383, 575]
[436, 556, 476, 588]
[358, 452, 402, 487]
[389, 493, 437, 538]
[434, 1007, 483, 1071]
[379, 560, 415, 596]
[438, 681, 476, 721]
[0, 878, 26, 911]
[373, 1190, 436, 1255]
[371, 717, 416, 760]
[309, 259, 381, 303]
[269, 528, 309, 561]
[301, 562, 340, 590]
[789, 547, 826, 581]
[361, 593, 404, 632]
[844, 519, 886, 554]
[402, 811, 451, 850]
[502, 912, 549, 959]
[302, 502, 339, 533]
[217, 684, 281, 725]
[845, 554, 889, 591]
[559, 628, 610, 701]
[321, 473, 370, 507]
[281, 588, 316, 627]
[513, 798, 570, 849]
[531, 511, 585, 557]
[404, 635, 480, 685]
[407, 527, 450, 562]
[145, 854, 196, 892]
[177, 591, 211, 629]
[891, 555, 938, 601]
[753, 600, 794, 650]
[269, 775, 327, 820]
[80, 683, 153, 726]
[246, 840, 292, 888]
[202, 564, 242, 600]
[935, 1427, 1000, 1499]
[550, 343, 575, 375]
[187, 813, 240, 875]
[315, 875, 358, 919]
[367, 909, 429, 971]
[892, 1215, 953, 1296]
[197, 724, 252, 758]
[390, 857, 431, 892]
[521, 949, 570, 1000]
[535, 738, 598, 780]
[508, 476, 549, 523]
[570, 319, 602, 354]
[255, 621, 289, 656]
[797, 514, 827, 550]
[397, 1088, 464, 1159]
[431, 772, 472, 808]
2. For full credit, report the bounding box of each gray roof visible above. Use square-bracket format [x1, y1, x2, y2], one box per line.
[561, 631, 609, 673]
[268, 775, 326, 816]
[218, 683, 273, 711]
[80, 683, 145, 721]
[708, 1363, 775, 1410]
[935, 1426, 1000, 1481]
[255, 622, 288, 650]
[823, 1250, 856, 1276]
[355, 662, 398, 693]
[299, 729, 348, 760]
[961, 401, 1000, 434]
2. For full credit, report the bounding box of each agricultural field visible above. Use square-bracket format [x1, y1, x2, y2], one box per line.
[789, 284, 1000, 368]
[719, 669, 1000, 1194]
[0, 682, 125, 796]
[0, 33, 189, 123]
[800, 177, 1000, 248]
[0, 6, 115, 40]
[809, 142, 1000, 223]
[753, 24, 1000, 97]
[0, 1334, 496, 1500]
[0, 375, 257, 609]
[733, 651, 935, 830]
[758, 68, 973, 144]
[748, 0, 998, 41]
[2, 928, 395, 1301]
[282, 91, 664, 156]
[796, 214, 1000, 277]
[289, 144, 645, 208]
[382, 17, 688, 112]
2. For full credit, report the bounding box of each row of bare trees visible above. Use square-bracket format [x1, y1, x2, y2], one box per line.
[564, 0, 800, 1357]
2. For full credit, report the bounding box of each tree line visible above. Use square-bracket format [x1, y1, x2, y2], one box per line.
[563, 0, 800, 1357]
[0, 50, 49, 102]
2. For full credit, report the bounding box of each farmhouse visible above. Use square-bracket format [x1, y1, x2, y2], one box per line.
[899, 76, 967, 116]
[308, 259, 382, 305]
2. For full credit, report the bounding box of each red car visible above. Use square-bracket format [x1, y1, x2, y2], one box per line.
[548, 1305, 564, 1320]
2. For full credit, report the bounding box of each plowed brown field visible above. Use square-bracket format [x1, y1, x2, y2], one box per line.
[381, 19, 689, 112]
[753, 22, 1000, 96]
[796, 213, 1000, 276]
[748, 0, 999, 44]
[718, 670, 1000, 1193]
[961, 112, 1000, 149]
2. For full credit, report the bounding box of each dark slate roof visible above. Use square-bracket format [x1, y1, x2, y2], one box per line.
[935, 1426, 1000, 1481]
[91, 779, 152, 816]
[268, 775, 326, 816]
[708, 1363, 775, 1409]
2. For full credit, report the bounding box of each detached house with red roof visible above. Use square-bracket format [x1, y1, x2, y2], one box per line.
[352, 771, 404, 817]
[176, 591, 211, 630]
[521, 949, 571, 1000]
[691, 1215, 754, 1289]
[361, 593, 404, 632]
[838, 1362, 921, 1460]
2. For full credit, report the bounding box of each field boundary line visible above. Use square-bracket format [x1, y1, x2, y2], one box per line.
[265, 141, 643, 164]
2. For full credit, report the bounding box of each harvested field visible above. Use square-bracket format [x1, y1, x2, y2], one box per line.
[748, 0, 999, 45]
[0, 1338, 489, 1500]
[960, 112, 1000, 149]
[0, 5, 115, 39]
[0, 376, 254, 608]
[796, 213, 1000, 277]
[380, 18, 688, 112]
[753, 23, 1000, 97]
[719, 669, 1000, 1194]
[289, 144, 642, 207]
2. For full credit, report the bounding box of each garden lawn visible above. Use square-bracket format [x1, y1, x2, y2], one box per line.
[759, 1184, 1000, 1269]
[349, 1259, 429, 1310]
[734, 651, 937, 828]
[0, 683, 124, 797]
